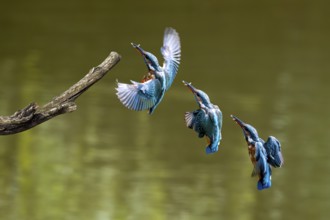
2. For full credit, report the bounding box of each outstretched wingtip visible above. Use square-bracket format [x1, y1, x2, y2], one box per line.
[164, 27, 179, 36]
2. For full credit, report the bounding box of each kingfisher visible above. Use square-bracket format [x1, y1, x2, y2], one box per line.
[231, 115, 284, 190]
[183, 81, 222, 154]
[116, 27, 181, 114]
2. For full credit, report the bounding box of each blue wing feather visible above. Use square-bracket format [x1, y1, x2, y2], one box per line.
[161, 27, 181, 90]
[185, 110, 206, 137]
[116, 79, 162, 111]
[264, 136, 284, 168]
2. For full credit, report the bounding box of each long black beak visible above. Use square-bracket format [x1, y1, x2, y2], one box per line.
[231, 115, 254, 144]
[131, 42, 146, 55]
[230, 115, 246, 129]
[183, 80, 205, 108]
[131, 42, 150, 71]
[182, 80, 198, 95]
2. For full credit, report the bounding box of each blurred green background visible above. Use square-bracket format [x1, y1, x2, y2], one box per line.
[1, 0, 330, 219]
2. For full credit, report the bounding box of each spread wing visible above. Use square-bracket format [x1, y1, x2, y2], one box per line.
[185, 110, 206, 137]
[116, 79, 162, 111]
[161, 27, 181, 90]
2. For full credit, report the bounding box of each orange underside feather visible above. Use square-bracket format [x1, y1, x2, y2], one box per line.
[206, 137, 211, 144]
[248, 145, 256, 165]
[141, 72, 155, 83]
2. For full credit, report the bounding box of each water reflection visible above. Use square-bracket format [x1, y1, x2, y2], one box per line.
[1, 0, 330, 219]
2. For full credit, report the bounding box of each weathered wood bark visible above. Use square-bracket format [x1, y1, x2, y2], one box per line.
[0, 51, 121, 135]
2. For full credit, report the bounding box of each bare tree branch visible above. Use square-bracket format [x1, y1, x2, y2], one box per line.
[0, 51, 121, 135]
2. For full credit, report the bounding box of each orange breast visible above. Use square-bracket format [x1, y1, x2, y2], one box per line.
[141, 71, 155, 83]
[248, 144, 256, 165]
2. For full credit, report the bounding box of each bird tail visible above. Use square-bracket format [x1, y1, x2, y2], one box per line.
[205, 137, 221, 154]
[257, 177, 272, 190]
[148, 106, 155, 115]
[257, 165, 272, 190]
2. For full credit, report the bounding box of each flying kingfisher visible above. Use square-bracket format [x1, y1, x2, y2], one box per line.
[183, 81, 222, 154]
[231, 115, 284, 190]
[116, 27, 181, 114]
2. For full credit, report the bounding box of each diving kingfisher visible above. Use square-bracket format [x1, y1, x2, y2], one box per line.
[116, 27, 181, 114]
[183, 81, 222, 154]
[231, 115, 284, 190]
